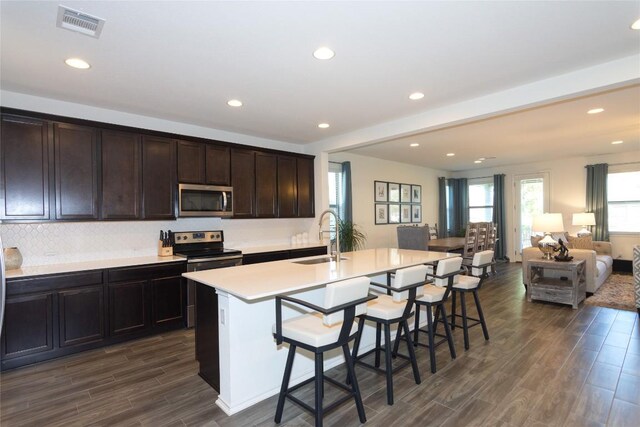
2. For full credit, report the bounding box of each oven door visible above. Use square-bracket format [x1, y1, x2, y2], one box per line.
[178, 184, 233, 217]
[185, 255, 243, 328]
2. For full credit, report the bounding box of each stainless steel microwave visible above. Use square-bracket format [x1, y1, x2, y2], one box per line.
[178, 184, 233, 217]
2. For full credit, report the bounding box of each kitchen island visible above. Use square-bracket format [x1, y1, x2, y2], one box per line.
[183, 248, 458, 415]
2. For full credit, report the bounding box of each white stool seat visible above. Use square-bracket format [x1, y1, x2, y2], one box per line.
[453, 275, 480, 290]
[273, 313, 359, 348]
[366, 294, 407, 320]
[416, 285, 446, 303]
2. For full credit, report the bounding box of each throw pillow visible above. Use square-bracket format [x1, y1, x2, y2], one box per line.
[568, 235, 593, 250]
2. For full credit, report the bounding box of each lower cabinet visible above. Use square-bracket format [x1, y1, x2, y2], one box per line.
[1, 261, 186, 370]
[242, 246, 328, 265]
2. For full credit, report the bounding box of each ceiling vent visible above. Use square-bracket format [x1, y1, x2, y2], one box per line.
[56, 5, 105, 38]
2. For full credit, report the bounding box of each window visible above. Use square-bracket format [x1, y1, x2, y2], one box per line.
[328, 162, 344, 229]
[468, 179, 494, 222]
[608, 170, 640, 232]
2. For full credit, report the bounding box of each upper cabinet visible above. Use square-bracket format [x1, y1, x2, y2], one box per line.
[101, 131, 142, 220]
[54, 123, 99, 220]
[0, 115, 51, 220]
[142, 136, 176, 220]
[0, 109, 315, 222]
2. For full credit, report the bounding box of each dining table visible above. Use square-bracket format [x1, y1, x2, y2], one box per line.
[426, 237, 466, 252]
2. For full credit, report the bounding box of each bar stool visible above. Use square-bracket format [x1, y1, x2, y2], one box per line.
[351, 265, 427, 405]
[273, 276, 376, 427]
[393, 257, 463, 374]
[450, 250, 494, 350]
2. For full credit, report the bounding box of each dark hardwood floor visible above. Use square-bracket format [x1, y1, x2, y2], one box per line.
[1, 263, 638, 426]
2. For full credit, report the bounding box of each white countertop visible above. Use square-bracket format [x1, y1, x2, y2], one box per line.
[238, 242, 327, 255]
[5, 255, 186, 279]
[183, 248, 459, 301]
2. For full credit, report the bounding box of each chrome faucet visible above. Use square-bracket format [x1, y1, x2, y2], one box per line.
[318, 209, 341, 264]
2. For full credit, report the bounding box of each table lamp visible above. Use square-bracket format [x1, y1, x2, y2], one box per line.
[532, 213, 565, 260]
[572, 212, 596, 237]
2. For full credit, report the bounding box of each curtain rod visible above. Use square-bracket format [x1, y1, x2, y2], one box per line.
[585, 161, 640, 168]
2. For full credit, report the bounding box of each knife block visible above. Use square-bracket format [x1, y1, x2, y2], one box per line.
[158, 240, 173, 257]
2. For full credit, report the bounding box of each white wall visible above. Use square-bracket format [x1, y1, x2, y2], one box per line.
[327, 152, 447, 249]
[452, 151, 640, 261]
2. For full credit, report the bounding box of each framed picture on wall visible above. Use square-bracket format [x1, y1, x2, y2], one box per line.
[411, 185, 421, 203]
[401, 184, 411, 203]
[388, 183, 400, 202]
[375, 204, 388, 224]
[389, 204, 400, 223]
[374, 181, 388, 202]
[401, 205, 412, 223]
[411, 205, 422, 223]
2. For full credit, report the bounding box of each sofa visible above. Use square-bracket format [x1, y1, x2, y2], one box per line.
[634, 245, 639, 316]
[522, 236, 613, 294]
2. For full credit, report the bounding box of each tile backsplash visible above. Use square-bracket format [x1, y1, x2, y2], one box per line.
[1, 217, 315, 266]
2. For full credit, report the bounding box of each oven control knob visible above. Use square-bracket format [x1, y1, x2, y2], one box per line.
[210, 234, 214, 239]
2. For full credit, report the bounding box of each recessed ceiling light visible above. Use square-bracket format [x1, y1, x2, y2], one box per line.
[409, 92, 424, 101]
[64, 57, 90, 69]
[410, 143, 420, 147]
[318, 123, 330, 129]
[611, 140, 624, 145]
[474, 160, 482, 164]
[446, 153, 455, 157]
[478, 157, 486, 161]
[587, 108, 604, 114]
[313, 47, 335, 60]
[227, 99, 243, 107]
[631, 18, 640, 30]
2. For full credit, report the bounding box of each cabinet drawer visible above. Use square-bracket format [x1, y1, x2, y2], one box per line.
[108, 262, 186, 283]
[7, 271, 103, 296]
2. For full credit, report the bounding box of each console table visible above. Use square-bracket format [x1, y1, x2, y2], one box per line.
[527, 258, 586, 309]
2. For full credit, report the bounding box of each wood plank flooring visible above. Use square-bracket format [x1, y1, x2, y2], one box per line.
[1, 263, 639, 426]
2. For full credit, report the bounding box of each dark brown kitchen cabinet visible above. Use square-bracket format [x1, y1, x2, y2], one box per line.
[277, 156, 297, 217]
[101, 131, 142, 219]
[58, 285, 105, 347]
[108, 280, 149, 336]
[206, 144, 231, 185]
[0, 115, 51, 219]
[255, 152, 277, 218]
[297, 157, 315, 217]
[142, 136, 176, 219]
[54, 123, 99, 220]
[1, 293, 55, 361]
[231, 149, 255, 218]
[177, 140, 206, 184]
[152, 276, 185, 327]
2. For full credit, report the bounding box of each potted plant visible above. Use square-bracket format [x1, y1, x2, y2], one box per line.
[336, 219, 367, 252]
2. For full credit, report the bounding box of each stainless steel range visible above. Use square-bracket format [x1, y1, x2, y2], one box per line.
[173, 230, 242, 328]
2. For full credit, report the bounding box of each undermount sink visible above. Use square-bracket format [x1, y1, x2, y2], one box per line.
[292, 256, 349, 265]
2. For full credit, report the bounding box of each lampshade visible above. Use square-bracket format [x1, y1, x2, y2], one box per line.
[532, 213, 565, 233]
[572, 212, 596, 226]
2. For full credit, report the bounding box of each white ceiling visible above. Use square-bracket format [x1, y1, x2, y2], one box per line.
[1, 1, 639, 166]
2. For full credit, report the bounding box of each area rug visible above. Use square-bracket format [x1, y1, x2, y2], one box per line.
[584, 274, 635, 312]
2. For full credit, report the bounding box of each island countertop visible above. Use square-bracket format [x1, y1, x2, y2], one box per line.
[183, 248, 459, 301]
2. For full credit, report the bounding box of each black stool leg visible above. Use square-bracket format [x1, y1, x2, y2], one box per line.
[473, 290, 490, 341]
[433, 304, 442, 336]
[314, 352, 324, 427]
[426, 304, 436, 374]
[402, 320, 421, 384]
[275, 345, 296, 423]
[392, 320, 403, 357]
[440, 304, 456, 359]
[383, 323, 394, 405]
[460, 292, 470, 350]
[348, 317, 366, 385]
[375, 323, 382, 368]
[451, 291, 457, 330]
[413, 304, 421, 345]
[342, 344, 366, 423]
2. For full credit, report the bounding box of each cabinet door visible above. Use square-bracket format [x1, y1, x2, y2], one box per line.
[230, 149, 255, 218]
[142, 136, 176, 219]
[58, 285, 105, 347]
[277, 156, 297, 217]
[206, 144, 230, 185]
[108, 281, 149, 336]
[0, 115, 50, 219]
[1, 293, 55, 360]
[297, 157, 315, 217]
[255, 152, 277, 218]
[101, 131, 142, 219]
[54, 123, 99, 220]
[177, 140, 205, 184]
[151, 276, 185, 327]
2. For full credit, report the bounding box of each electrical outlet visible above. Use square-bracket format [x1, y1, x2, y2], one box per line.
[220, 308, 226, 325]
